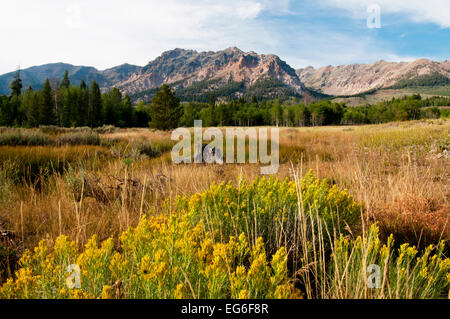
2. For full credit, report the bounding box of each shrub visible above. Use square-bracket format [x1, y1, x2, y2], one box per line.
[440, 109, 450, 118]
[0, 243, 17, 284]
[94, 125, 119, 134]
[38, 125, 68, 135]
[314, 225, 450, 299]
[131, 140, 173, 158]
[109, 140, 174, 160]
[38, 126, 92, 135]
[0, 129, 53, 146]
[57, 132, 100, 146]
[0, 220, 300, 299]
[1, 174, 447, 299]
[181, 171, 362, 258]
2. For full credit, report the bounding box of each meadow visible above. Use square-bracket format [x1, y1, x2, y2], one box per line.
[0, 120, 449, 299]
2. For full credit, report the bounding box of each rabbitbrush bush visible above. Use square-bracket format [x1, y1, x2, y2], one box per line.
[304, 224, 450, 299]
[0, 171, 448, 299]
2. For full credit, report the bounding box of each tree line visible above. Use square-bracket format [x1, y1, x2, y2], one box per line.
[1, 70, 449, 130]
[180, 94, 450, 128]
[0, 70, 150, 128]
[340, 94, 449, 125]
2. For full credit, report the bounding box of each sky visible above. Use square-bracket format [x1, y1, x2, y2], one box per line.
[0, 0, 449, 74]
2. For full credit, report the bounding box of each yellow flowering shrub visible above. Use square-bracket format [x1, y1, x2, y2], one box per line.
[324, 224, 450, 299]
[0, 173, 447, 299]
[0, 201, 299, 299]
[181, 171, 362, 258]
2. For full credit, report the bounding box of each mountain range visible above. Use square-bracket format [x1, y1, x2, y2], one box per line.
[0, 63, 140, 94]
[0, 48, 449, 101]
[296, 59, 450, 96]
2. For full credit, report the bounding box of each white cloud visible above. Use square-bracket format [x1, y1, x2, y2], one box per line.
[321, 0, 450, 28]
[0, 0, 445, 74]
[0, 0, 286, 73]
[237, 2, 264, 19]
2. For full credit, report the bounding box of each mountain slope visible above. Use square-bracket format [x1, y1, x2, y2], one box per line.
[101, 63, 141, 85]
[118, 47, 306, 101]
[0, 48, 307, 101]
[4, 50, 448, 101]
[296, 59, 450, 96]
[0, 63, 140, 94]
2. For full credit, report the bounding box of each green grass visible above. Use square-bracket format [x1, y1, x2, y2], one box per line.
[402, 85, 450, 96]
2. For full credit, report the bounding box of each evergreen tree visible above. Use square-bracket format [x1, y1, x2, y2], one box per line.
[209, 92, 216, 108]
[208, 92, 216, 126]
[121, 94, 134, 127]
[79, 80, 87, 90]
[9, 69, 22, 97]
[61, 87, 75, 127]
[78, 81, 89, 126]
[134, 101, 151, 127]
[102, 88, 122, 125]
[149, 84, 182, 130]
[88, 81, 102, 127]
[22, 87, 40, 127]
[39, 79, 55, 125]
[0, 96, 13, 126]
[60, 70, 71, 89]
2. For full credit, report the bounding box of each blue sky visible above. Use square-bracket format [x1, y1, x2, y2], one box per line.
[266, 0, 450, 67]
[0, 0, 448, 74]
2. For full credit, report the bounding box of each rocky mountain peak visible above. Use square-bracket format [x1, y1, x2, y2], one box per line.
[116, 48, 306, 98]
[223, 46, 243, 54]
[297, 59, 450, 95]
[2, 48, 447, 100]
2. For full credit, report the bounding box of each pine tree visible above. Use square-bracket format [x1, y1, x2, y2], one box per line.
[0, 96, 14, 126]
[78, 81, 89, 126]
[209, 92, 216, 108]
[149, 84, 182, 130]
[22, 87, 40, 127]
[134, 101, 151, 127]
[88, 81, 102, 127]
[61, 87, 74, 127]
[102, 88, 121, 126]
[9, 69, 22, 97]
[122, 93, 134, 127]
[208, 92, 217, 126]
[60, 70, 71, 89]
[39, 79, 55, 125]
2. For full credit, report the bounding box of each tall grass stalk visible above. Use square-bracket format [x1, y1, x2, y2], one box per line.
[291, 167, 448, 299]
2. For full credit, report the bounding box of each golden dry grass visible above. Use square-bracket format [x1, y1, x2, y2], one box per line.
[0, 120, 448, 254]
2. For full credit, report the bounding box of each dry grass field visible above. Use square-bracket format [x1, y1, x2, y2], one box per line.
[0, 120, 449, 298]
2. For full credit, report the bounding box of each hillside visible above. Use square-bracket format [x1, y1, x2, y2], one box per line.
[1, 51, 449, 102]
[0, 63, 140, 94]
[118, 47, 307, 101]
[297, 59, 450, 96]
[0, 48, 308, 101]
